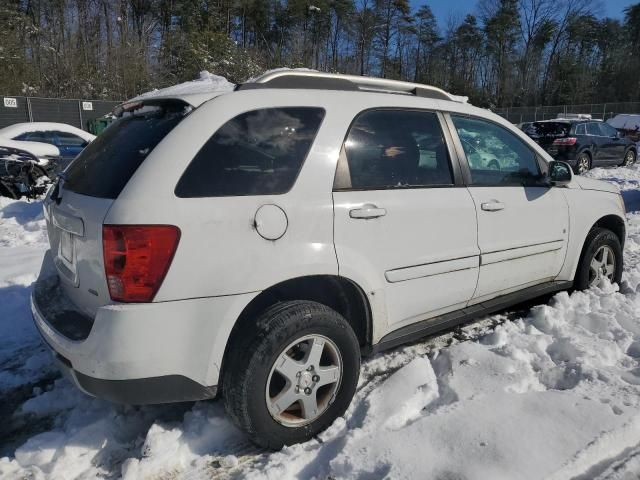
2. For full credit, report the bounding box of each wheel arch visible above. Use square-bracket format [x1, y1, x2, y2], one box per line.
[572, 214, 626, 282]
[219, 274, 373, 387]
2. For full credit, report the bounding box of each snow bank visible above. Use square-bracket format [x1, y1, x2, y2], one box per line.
[0, 166, 639, 479]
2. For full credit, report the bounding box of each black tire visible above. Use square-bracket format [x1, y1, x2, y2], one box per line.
[574, 151, 591, 175]
[223, 300, 360, 449]
[622, 148, 636, 167]
[574, 227, 623, 290]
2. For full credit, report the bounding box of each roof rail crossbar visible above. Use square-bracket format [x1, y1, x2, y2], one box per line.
[237, 70, 462, 102]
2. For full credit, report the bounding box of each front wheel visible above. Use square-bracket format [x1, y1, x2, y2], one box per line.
[623, 149, 636, 167]
[574, 228, 623, 290]
[574, 152, 591, 175]
[223, 301, 360, 449]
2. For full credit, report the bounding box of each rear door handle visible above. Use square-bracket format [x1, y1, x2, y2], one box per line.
[481, 201, 505, 212]
[349, 204, 387, 219]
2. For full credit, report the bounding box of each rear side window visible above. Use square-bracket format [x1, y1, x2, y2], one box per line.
[175, 107, 325, 197]
[335, 109, 453, 190]
[64, 101, 189, 198]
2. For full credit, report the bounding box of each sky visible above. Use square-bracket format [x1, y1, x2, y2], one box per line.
[422, 0, 637, 29]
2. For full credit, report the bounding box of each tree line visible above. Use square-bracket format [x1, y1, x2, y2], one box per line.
[1, 0, 639, 108]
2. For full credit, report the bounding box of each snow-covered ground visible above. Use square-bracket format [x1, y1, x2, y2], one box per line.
[0, 165, 639, 480]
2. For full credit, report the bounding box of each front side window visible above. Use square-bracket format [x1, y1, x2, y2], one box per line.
[587, 123, 601, 136]
[598, 122, 618, 137]
[175, 107, 325, 197]
[336, 109, 453, 190]
[452, 115, 541, 186]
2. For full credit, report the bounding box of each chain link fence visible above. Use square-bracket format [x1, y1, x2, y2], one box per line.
[1, 96, 121, 131]
[494, 102, 640, 124]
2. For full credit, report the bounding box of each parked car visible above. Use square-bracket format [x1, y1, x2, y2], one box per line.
[607, 114, 640, 143]
[32, 71, 627, 449]
[525, 118, 636, 174]
[0, 122, 95, 167]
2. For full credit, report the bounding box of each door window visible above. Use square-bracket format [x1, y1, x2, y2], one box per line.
[55, 131, 88, 147]
[598, 123, 618, 137]
[586, 123, 601, 136]
[452, 115, 541, 185]
[17, 131, 55, 143]
[336, 110, 453, 190]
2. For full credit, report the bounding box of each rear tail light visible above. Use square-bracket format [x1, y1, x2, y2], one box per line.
[553, 137, 577, 145]
[103, 225, 180, 302]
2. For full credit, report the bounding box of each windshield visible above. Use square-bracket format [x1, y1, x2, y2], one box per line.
[529, 122, 571, 138]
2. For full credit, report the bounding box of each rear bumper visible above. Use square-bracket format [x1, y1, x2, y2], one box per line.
[544, 147, 579, 164]
[32, 251, 258, 404]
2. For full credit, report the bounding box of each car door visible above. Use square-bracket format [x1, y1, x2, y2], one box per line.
[597, 122, 626, 163]
[586, 122, 610, 163]
[446, 114, 569, 302]
[333, 109, 480, 333]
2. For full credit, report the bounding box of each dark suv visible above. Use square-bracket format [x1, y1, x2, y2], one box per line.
[526, 119, 637, 174]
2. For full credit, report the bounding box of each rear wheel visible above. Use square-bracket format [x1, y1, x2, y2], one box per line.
[575, 152, 591, 175]
[623, 149, 636, 167]
[574, 228, 623, 290]
[223, 300, 360, 449]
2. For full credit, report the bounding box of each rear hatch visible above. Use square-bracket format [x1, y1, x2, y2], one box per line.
[44, 100, 189, 318]
[528, 121, 572, 155]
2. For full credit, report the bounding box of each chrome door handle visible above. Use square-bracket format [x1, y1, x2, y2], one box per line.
[481, 201, 505, 212]
[349, 204, 387, 219]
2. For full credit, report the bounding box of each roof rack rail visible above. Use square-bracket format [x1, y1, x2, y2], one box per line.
[237, 70, 465, 103]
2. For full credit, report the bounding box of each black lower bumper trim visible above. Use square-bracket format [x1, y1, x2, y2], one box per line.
[49, 350, 217, 405]
[72, 371, 218, 405]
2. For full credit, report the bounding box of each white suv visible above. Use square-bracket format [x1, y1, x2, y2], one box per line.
[33, 71, 626, 448]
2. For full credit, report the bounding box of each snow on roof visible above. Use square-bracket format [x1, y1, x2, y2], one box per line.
[0, 138, 60, 158]
[129, 71, 235, 106]
[0, 122, 95, 142]
[607, 114, 640, 130]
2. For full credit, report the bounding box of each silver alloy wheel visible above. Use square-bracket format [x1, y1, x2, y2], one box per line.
[588, 245, 616, 287]
[624, 150, 635, 166]
[266, 334, 342, 427]
[577, 154, 590, 174]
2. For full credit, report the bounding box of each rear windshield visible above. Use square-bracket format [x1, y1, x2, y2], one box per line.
[529, 122, 571, 138]
[63, 101, 189, 198]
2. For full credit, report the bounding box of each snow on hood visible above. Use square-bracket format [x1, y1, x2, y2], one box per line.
[129, 71, 235, 104]
[0, 138, 60, 159]
[0, 123, 95, 143]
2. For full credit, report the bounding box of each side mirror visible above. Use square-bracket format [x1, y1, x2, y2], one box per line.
[549, 160, 572, 186]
